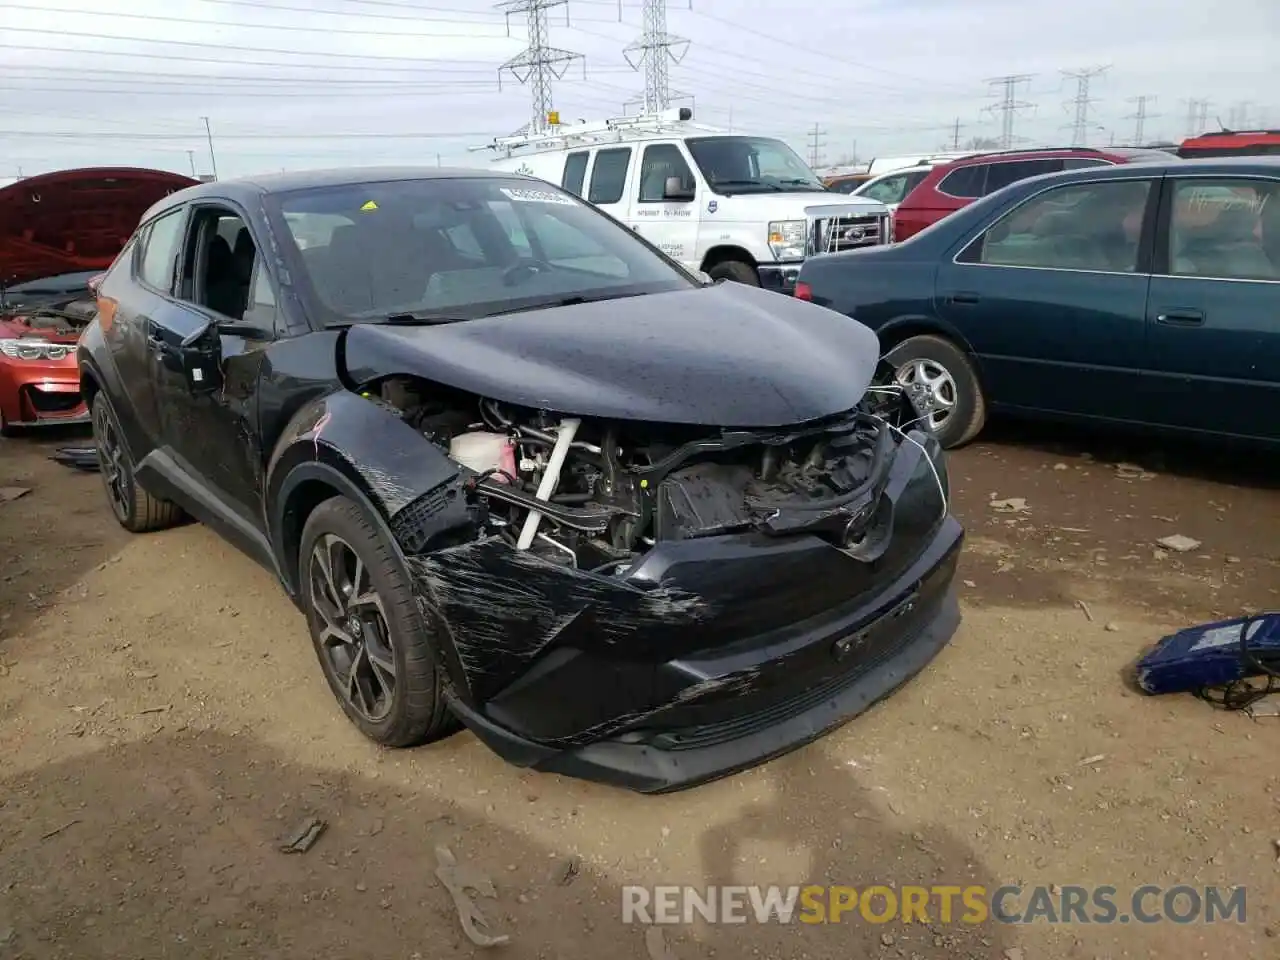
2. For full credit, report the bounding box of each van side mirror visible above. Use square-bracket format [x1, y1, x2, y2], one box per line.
[664, 176, 695, 202]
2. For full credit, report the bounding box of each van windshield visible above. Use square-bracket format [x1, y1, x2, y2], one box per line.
[685, 136, 826, 195]
[269, 177, 694, 324]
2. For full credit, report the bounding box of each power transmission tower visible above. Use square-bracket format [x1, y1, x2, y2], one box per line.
[623, 0, 690, 115]
[949, 117, 964, 150]
[1061, 65, 1108, 146]
[984, 75, 1034, 148]
[1197, 100, 1211, 134]
[496, 0, 584, 134]
[1124, 95, 1158, 145]
[807, 123, 826, 168]
[1183, 98, 1201, 138]
[1227, 101, 1253, 129]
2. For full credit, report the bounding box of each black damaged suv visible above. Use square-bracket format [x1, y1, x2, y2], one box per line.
[79, 168, 963, 793]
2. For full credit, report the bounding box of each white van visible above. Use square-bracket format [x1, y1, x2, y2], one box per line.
[475, 108, 890, 294]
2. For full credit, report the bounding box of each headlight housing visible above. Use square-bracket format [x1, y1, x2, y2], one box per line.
[767, 220, 807, 261]
[0, 338, 72, 361]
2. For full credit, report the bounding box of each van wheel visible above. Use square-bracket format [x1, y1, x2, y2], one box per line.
[882, 334, 986, 449]
[706, 260, 759, 286]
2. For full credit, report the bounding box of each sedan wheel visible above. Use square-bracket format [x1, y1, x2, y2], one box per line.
[882, 334, 987, 448]
[307, 533, 398, 723]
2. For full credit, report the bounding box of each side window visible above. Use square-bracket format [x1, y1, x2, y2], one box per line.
[937, 164, 986, 199]
[587, 148, 631, 205]
[984, 159, 1061, 196]
[1168, 178, 1279, 281]
[562, 151, 589, 197]
[637, 144, 695, 202]
[860, 174, 909, 204]
[137, 209, 186, 292]
[973, 179, 1153, 272]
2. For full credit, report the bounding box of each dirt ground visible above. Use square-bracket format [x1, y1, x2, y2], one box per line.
[2, 421, 1279, 959]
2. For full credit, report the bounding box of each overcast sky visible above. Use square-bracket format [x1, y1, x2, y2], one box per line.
[0, 0, 1276, 179]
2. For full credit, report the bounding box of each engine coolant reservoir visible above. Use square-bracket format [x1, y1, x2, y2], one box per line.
[449, 431, 516, 482]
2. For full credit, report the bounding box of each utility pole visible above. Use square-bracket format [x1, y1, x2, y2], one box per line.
[984, 74, 1035, 148]
[1124, 95, 1158, 146]
[496, 0, 584, 134]
[200, 116, 218, 180]
[186, 150, 196, 177]
[1061, 65, 1108, 146]
[950, 117, 963, 150]
[623, 0, 690, 115]
[807, 123, 826, 169]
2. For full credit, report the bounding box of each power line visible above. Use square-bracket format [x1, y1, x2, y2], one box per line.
[984, 74, 1034, 148]
[1124, 95, 1158, 145]
[807, 123, 826, 168]
[623, 0, 690, 114]
[1061, 65, 1108, 146]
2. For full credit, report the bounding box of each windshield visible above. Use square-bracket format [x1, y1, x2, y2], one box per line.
[270, 177, 694, 323]
[684, 136, 826, 194]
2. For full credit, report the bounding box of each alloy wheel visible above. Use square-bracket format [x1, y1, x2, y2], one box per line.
[93, 403, 130, 521]
[894, 358, 957, 432]
[307, 533, 397, 723]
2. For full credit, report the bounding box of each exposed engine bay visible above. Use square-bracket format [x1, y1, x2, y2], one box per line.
[364, 367, 935, 574]
[1, 296, 97, 336]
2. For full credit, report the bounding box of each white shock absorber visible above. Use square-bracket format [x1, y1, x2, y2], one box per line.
[516, 417, 582, 550]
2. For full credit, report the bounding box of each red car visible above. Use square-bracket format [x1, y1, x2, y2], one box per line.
[0, 167, 197, 434]
[891, 146, 1171, 242]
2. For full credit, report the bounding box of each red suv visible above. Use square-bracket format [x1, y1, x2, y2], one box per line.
[892, 146, 1171, 241]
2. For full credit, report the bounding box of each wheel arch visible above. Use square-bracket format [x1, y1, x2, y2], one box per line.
[265, 390, 465, 601]
[699, 245, 757, 273]
[874, 315, 990, 394]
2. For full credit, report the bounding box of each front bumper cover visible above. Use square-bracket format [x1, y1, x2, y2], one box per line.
[398, 428, 963, 792]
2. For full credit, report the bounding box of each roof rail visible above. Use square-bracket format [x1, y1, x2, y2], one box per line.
[469, 107, 719, 157]
[953, 145, 1108, 162]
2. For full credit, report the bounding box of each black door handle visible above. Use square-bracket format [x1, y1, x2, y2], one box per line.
[146, 333, 167, 350]
[1155, 310, 1205, 327]
[947, 291, 980, 305]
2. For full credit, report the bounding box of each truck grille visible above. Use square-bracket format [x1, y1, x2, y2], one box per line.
[809, 214, 888, 254]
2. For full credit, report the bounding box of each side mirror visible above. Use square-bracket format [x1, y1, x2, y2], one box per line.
[87, 273, 105, 296]
[664, 177, 695, 202]
[697, 270, 713, 285]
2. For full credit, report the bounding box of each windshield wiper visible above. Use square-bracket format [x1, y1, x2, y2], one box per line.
[487, 291, 648, 316]
[711, 179, 784, 192]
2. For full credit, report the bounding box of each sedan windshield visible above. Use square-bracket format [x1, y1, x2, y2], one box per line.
[685, 136, 827, 195]
[270, 177, 694, 323]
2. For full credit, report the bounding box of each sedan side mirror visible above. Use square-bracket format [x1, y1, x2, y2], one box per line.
[664, 176, 695, 202]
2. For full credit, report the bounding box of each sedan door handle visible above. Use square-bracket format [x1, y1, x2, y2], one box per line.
[947, 291, 980, 305]
[1155, 310, 1205, 327]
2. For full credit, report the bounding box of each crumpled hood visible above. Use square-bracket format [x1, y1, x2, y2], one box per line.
[341, 281, 881, 427]
[0, 167, 199, 287]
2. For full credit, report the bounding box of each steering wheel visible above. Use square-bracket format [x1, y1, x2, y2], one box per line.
[501, 259, 554, 287]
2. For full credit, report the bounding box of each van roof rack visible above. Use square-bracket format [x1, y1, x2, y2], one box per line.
[470, 107, 724, 157]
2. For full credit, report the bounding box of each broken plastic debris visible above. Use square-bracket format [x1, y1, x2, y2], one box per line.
[989, 497, 1029, 513]
[279, 816, 327, 853]
[434, 845, 510, 947]
[1156, 534, 1201, 553]
[0, 487, 31, 504]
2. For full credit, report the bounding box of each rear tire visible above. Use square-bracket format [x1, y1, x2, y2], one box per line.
[90, 394, 185, 532]
[706, 260, 760, 286]
[298, 496, 454, 748]
[883, 334, 986, 449]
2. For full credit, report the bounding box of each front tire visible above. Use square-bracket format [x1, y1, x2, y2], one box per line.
[299, 496, 453, 748]
[883, 334, 986, 449]
[90, 394, 184, 532]
[706, 260, 760, 286]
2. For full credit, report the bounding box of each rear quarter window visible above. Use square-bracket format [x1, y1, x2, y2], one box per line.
[937, 165, 986, 199]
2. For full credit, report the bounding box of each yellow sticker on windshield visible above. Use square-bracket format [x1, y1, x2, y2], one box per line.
[360, 200, 378, 211]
